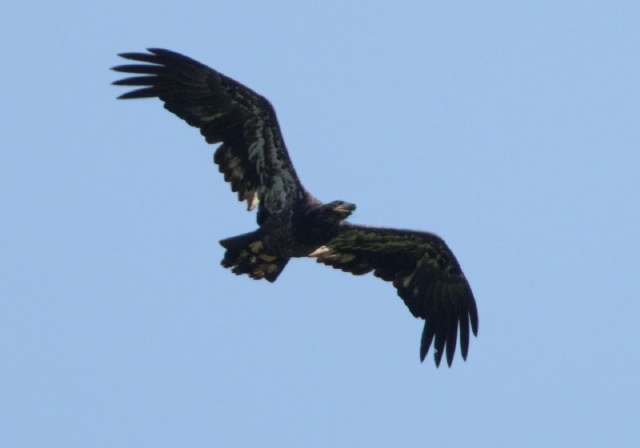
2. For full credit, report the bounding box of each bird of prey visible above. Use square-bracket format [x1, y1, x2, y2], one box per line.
[112, 49, 478, 367]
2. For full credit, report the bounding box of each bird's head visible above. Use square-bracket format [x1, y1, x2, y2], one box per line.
[325, 200, 356, 221]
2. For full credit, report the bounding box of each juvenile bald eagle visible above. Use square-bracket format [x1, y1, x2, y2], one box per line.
[113, 49, 478, 367]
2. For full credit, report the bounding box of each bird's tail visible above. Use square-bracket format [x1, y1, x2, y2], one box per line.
[219, 231, 289, 282]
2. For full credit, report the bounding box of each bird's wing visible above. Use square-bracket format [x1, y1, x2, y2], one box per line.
[112, 48, 303, 221]
[310, 223, 478, 367]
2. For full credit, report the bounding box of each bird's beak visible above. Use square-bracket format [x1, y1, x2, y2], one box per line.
[334, 202, 356, 216]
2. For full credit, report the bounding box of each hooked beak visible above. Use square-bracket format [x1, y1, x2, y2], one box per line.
[334, 202, 356, 217]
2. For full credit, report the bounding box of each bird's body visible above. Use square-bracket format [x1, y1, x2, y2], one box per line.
[113, 49, 479, 367]
[220, 195, 356, 282]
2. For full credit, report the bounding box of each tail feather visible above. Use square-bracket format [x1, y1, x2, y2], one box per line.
[219, 231, 289, 282]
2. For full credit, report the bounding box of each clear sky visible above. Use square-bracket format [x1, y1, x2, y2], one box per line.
[2, 1, 639, 447]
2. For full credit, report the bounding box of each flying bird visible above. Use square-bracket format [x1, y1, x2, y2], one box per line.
[112, 48, 478, 367]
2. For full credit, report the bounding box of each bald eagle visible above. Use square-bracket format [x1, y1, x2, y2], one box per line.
[112, 49, 478, 367]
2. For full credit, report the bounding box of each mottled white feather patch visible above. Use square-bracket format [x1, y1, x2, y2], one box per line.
[309, 246, 331, 257]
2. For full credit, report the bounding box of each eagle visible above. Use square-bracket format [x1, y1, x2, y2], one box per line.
[112, 49, 478, 367]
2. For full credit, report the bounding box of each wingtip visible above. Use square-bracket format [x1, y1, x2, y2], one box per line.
[472, 317, 479, 337]
[434, 350, 444, 368]
[419, 344, 430, 365]
[116, 51, 142, 60]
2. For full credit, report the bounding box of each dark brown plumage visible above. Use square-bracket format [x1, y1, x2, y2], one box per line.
[113, 48, 478, 367]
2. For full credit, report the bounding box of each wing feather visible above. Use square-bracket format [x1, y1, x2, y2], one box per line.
[311, 223, 478, 367]
[112, 48, 303, 220]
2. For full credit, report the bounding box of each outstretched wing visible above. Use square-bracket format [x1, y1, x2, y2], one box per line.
[112, 48, 303, 221]
[311, 223, 478, 367]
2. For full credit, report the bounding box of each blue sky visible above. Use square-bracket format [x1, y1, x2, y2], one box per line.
[2, 1, 639, 446]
